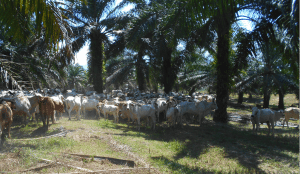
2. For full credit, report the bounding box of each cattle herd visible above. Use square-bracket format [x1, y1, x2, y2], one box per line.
[0, 88, 299, 141]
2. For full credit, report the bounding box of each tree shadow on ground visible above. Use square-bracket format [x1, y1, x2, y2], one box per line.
[107, 117, 298, 173]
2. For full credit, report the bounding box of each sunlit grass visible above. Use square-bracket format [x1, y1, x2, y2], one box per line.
[229, 93, 299, 109]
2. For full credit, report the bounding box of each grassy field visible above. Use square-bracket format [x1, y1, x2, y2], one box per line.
[0, 94, 298, 173]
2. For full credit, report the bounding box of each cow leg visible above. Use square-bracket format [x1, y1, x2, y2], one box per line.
[7, 122, 12, 138]
[271, 122, 274, 136]
[51, 113, 55, 124]
[137, 118, 140, 131]
[0, 125, 4, 145]
[46, 115, 49, 130]
[68, 110, 72, 120]
[266, 121, 270, 136]
[282, 119, 285, 128]
[43, 115, 46, 127]
[31, 113, 35, 122]
[152, 117, 155, 130]
[96, 109, 100, 119]
[77, 108, 81, 121]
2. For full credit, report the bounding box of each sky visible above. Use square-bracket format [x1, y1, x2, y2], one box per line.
[74, 3, 254, 70]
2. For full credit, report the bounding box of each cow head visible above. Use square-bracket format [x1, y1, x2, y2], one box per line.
[251, 107, 259, 118]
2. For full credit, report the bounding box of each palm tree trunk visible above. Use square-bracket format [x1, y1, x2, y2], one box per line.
[8, 78, 12, 90]
[238, 91, 243, 104]
[189, 86, 196, 96]
[248, 92, 252, 99]
[162, 48, 174, 94]
[278, 89, 284, 109]
[213, 18, 231, 123]
[263, 75, 270, 108]
[89, 30, 103, 93]
[136, 51, 145, 91]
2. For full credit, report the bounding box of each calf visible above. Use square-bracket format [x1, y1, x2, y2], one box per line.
[282, 107, 300, 128]
[97, 102, 119, 123]
[0, 101, 13, 139]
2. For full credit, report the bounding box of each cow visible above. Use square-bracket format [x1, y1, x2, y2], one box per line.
[129, 103, 156, 130]
[250, 107, 276, 135]
[178, 99, 218, 126]
[50, 95, 65, 120]
[81, 97, 100, 118]
[0, 101, 13, 140]
[155, 98, 168, 122]
[64, 95, 82, 121]
[39, 97, 55, 130]
[97, 102, 119, 123]
[282, 107, 300, 128]
[166, 105, 180, 127]
[3, 94, 42, 125]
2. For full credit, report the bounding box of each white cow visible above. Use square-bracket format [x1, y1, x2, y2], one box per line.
[97, 102, 119, 123]
[64, 95, 82, 120]
[155, 98, 168, 122]
[81, 97, 100, 118]
[166, 105, 180, 127]
[282, 107, 300, 128]
[178, 99, 218, 126]
[129, 103, 156, 130]
[5, 93, 42, 124]
[112, 90, 122, 97]
[251, 107, 276, 135]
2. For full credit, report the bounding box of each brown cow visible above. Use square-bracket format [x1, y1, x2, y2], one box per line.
[39, 97, 55, 130]
[0, 101, 13, 139]
[53, 100, 65, 120]
[283, 107, 300, 128]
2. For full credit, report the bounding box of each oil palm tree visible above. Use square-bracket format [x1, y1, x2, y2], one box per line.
[66, 0, 129, 93]
[0, 0, 74, 51]
[0, 37, 69, 89]
[123, 0, 184, 94]
[235, 35, 298, 109]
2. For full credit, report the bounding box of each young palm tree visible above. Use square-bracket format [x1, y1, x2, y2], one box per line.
[67, 64, 86, 91]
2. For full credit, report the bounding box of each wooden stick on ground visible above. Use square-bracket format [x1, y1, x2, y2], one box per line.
[18, 163, 55, 172]
[56, 167, 159, 174]
[36, 157, 94, 172]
